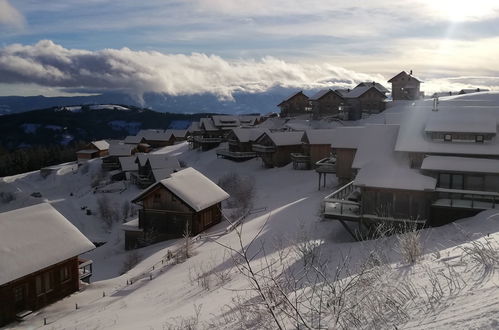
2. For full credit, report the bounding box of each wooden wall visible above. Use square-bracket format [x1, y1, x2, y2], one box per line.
[0, 257, 80, 326]
[335, 148, 357, 183]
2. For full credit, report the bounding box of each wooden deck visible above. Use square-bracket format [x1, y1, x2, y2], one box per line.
[216, 149, 257, 160]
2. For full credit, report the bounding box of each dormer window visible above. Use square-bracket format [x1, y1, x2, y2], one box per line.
[444, 134, 452, 142]
[476, 135, 484, 143]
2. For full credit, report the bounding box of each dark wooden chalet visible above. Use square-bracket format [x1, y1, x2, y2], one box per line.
[102, 144, 137, 170]
[216, 128, 267, 161]
[309, 89, 344, 118]
[132, 154, 181, 188]
[330, 127, 364, 184]
[76, 140, 109, 163]
[125, 167, 229, 249]
[292, 129, 336, 169]
[278, 91, 310, 117]
[0, 204, 95, 326]
[253, 131, 304, 167]
[388, 71, 423, 100]
[139, 130, 176, 148]
[343, 85, 387, 117]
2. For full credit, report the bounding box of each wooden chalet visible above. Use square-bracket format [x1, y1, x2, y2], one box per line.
[165, 129, 188, 142]
[341, 84, 387, 119]
[138, 129, 176, 148]
[330, 127, 364, 184]
[0, 204, 95, 326]
[388, 71, 423, 100]
[216, 128, 267, 161]
[253, 131, 304, 167]
[102, 144, 137, 170]
[291, 129, 336, 170]
[76, 140, 109, 163]
[132, 154, 181, 188]
[277, 91, 310, 117]
[309, 89, 344, 118]
[192, 118, 223, 150]
[323, 102, 499, 238]
[124, 168, 229, 249]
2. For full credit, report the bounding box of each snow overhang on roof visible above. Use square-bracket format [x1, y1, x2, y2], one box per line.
[0, 203, 95, 286]
[421, 156, 499, 174]
[132, 167, 229, 212]
[424, 112, 497, 135]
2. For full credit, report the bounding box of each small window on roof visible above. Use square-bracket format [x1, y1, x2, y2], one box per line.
[444, 134, 452, 142]
[476, 135, 484, 143]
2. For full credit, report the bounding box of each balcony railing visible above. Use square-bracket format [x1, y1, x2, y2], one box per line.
[322, 181, 361, 219]
[433, 187, 499, 210]
[252, 144, 276, 153]
[193, 136, 223, 143]
[216, 149, 257, 159]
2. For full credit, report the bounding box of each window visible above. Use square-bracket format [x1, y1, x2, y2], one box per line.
[444, 134, 452, 142]
[36, 275, 42, 295]
[451, 174, 464, 190]
[13, 286, 24, 303]
[44, 272, 53, 293]
[476, 135, 484, 143]
[60, 266, 70, 282]
[438, 173, 451, 188]
[36, 272, 53, 295]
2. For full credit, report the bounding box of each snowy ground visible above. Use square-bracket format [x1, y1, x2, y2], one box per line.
[1, 93, 499, 329]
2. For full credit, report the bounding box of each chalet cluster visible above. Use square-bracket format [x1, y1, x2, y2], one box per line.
[323, 99, 499, 236]
[278, 82, 389, 119]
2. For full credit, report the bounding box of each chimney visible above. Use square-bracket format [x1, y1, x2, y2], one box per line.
[410, 70, 413, 75]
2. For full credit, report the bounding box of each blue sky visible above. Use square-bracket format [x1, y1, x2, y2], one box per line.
[1, 0, 499, 98]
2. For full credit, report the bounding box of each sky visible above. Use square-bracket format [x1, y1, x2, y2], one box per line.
[0, 0, 499, 99]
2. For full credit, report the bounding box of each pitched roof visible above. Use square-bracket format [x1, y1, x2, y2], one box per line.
[424, 111, 496, 134]
[303, 129, 336, 145]
[147, 154, 181, 169]
[124, 135, 144, 144]
[132, 167, 230, 212]
[165, 129, 187, 138]
[119, 156, 138, 172]
[355, 82, 389, 93]
[343, 86, 387, 99]
[277, 91, 308, 106]
[330, 126, 365, 149]
[230, 128, 268, 143]
[352, 124, 436, 191]
[309, 89, 343, 101]
[200, 118, 218, 131]
[264, 131, 304, 146]
[109, 144, 135, 156]
[91, 140, 109, 151]
[187, 121, 201, 133]
[388, 71, 423, 83]
[0, 203, 95, 286]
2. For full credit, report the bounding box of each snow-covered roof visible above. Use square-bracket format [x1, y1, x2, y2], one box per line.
[352, 125, 401, 169]
[91, 140, 110, 151]
[187, 121, 201, 133]
[264, 131, 304, 146]
[141, 130, 172, 142]
[133, 168, 229, 212]
[200, 118, 218, 131]
[395, 106, 499, 156]
[147, 155, 181, 170]
[309, 89, 343, 101]
[388, 71, 423, 83]
[124, 135, 144, 144]
[119, 156, 138, 172]
[230, 128, 268, 142]
[424, 111, 496, 134]
[109, 144, 135, 156]
[77, 149, 99, 154]
[0, 203, 95, 286]
[257, 117, 287, 130]
[303, 129, 336, 145]
[152, 168, 175, 181]
[343, 86, 387, 99]
[330, 126, 365, 149]
[212, 115, 239, 127]
[165, 129, 187, 138]
[354, 163, 436, 191]
[421, 156, 499, 174]
[355, 82, 389, 93]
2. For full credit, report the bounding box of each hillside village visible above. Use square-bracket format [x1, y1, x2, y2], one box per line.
[0, 71, 498, 329]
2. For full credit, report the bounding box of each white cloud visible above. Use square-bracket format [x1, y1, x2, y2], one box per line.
[0, 40, 384, 101]
[0, 0, 25, 28]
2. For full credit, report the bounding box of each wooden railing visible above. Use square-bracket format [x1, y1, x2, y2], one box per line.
[433, 188, 499, 209]
[322, 181, 360, 219]
[315, 156, 336, 173]
[216, 149, 257, 159]
[252, 144, 276, 153]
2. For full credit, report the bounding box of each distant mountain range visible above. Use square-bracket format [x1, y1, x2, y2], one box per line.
[0, 89, 301, 115]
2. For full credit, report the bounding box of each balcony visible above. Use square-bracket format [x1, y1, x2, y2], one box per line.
[432, 187, 499, 210]
[216, 149, 257, 160]
[252, 144, 276, 153]
[322, 181, 361, 220]
[193, 136, 223, 143]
